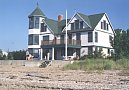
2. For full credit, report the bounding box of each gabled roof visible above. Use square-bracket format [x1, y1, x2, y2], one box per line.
[28, 6, 46, 17]
[77, 12, 91, 28]
[45, 18, 58, 34]
[58, 19, 70, 33]
[76, 12, 105, 29]
[88, 13, 105, 29]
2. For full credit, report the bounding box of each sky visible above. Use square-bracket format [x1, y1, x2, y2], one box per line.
[0, 0, 129, 51]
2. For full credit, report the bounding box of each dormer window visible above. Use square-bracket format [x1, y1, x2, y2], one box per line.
[71, 20, 84, 30]
[71, 23, 74, 30]
[80, 21, 83, 29]
[75, 20, 79, 29]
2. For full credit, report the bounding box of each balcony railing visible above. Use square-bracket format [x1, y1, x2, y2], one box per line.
[41, 39, 81, 46]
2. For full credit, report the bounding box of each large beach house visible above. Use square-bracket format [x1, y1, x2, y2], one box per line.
[28, 6, 115, 60]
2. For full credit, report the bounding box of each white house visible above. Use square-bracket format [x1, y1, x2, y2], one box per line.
[28, 5, 115, 60]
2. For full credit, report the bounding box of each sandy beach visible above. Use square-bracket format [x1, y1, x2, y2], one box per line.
[0, 65, 129, 90]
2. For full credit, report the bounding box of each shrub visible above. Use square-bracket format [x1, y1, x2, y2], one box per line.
[64, 59, 129, 71]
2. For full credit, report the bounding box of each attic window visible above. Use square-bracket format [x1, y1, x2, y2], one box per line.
[71, 23, 74, 30]
[101, 20, 108, 31]
[103, 20, 106, 30]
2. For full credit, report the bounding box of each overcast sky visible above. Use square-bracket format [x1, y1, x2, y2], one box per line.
[0, 0, 129, 51]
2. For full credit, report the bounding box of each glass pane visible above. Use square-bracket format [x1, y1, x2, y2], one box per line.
[80, 21, 83, 29]
[35, 17, 39, 29]
[95, 32, 98, 42]
[71, 23, 74, 30]
[28, 35, 33, 45]
[29, 17, 34, 29]
[88, 32, 93, 42]
[75, 20, 79, 29]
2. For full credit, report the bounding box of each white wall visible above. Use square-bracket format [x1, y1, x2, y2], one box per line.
[81, 32, 94, 46]
[93, 31, 113, 48]
[94, 14, 114, 48]
[95, 14, 114, 35]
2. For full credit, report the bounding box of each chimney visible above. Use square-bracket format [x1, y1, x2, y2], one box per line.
[58, 15, 63, 22]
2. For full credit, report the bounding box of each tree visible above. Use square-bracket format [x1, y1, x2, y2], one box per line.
[10, 50, 26, 60]
[114, 29, 129, 59]
[7, 52, 14, 60]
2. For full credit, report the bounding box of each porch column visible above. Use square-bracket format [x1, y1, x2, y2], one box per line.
[40, 48, 43, 60]
[52, 47, 55, 60]
[47, 53, 50, 60]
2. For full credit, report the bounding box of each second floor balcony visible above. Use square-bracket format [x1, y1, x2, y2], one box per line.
[41, 39, 81, 46]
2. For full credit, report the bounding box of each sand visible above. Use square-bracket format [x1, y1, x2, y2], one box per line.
[0, 65, 129, 90]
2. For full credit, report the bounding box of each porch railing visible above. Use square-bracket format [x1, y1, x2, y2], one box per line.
[41, 39, 81, 46]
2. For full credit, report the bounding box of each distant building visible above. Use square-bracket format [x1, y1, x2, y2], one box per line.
[27, 5, 115, 60]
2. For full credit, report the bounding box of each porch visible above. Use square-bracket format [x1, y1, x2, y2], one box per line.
[41, 39, 81, 46]
[40, 39, 81, 60]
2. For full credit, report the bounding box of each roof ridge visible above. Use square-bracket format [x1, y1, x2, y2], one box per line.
[88, 13, 105, 16]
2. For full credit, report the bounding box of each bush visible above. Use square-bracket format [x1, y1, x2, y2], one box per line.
[64, 59, 129, 71]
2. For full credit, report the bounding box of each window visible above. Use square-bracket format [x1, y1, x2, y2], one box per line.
[68, 34, 72, 45]
[80, 21, 83, 29]
[41, 23, 47, 32]
[43, 35, 49, 41]
[29, 17, 34, 29]
[101, 20, 109, 31]
[28, 48, 39, 58]
[35, 17, 39, 29]
[34, 36, 39, 44]
[88, 32, 93, 42]
[29, 17, 39, 29]
[109, 35, 113, 46]
[28, 34, 39, 45]
[109, 35, 113, 43]
[75, 20, 79, 29]
[95, 32, 98, 42]
[108, 49, 110, 54]
[76, 33, 80, 40]
[28, 35, 33, 45]
[88, 47, 93, 55]
[101, 22, 103, 29]
[71, 23, 74, 30]
[107, 24, 109, 30]
[103, 20, 106, 30]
